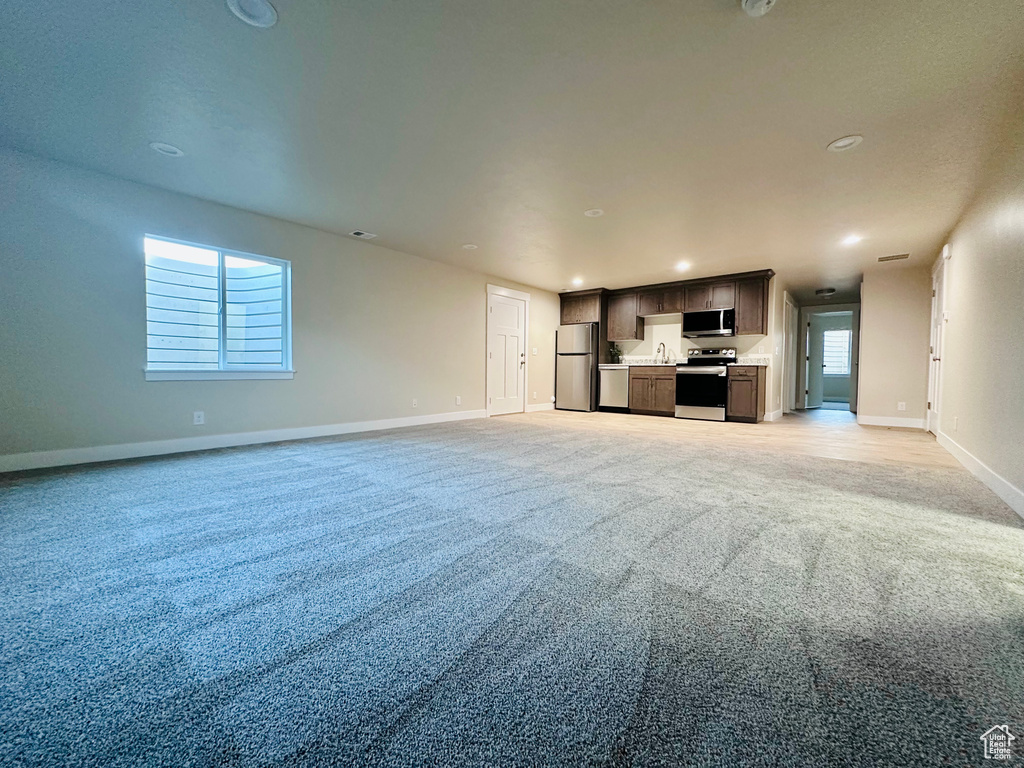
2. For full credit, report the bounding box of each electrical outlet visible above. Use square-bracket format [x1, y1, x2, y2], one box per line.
[954, 416, 959, 431]
[533, 391, 537, 400]
[193, 411, 205, 426]
[456, 396, 461, 406]
[758, 345, 764, 353]
[412, 399, 418, 408]
[897, 402, 906, 411]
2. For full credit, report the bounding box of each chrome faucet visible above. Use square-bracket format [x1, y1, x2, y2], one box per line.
[657, 343, 667, 364]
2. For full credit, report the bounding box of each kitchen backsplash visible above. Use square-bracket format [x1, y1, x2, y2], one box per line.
[621, 355, 680, 364]
[615, 316, 773, 365]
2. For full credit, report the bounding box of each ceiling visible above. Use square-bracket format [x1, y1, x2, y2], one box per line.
[3, 0, 1023, 303]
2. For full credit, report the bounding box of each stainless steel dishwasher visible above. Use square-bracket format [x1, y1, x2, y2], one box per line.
[598, 365, 629, 410]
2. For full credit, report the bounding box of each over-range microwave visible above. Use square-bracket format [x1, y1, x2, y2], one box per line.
[682, 308, 735, 338]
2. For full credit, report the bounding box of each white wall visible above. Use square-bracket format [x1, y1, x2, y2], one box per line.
[0, 149, 559, 466]
[938, 131, 1024, 514]
[857, 268, 931, 427]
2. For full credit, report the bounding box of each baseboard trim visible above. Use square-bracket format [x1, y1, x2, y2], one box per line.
[937, 431, 1024, 519]
[525, 403, 555, 412]
[0, 409, 489, 474]
[857, 415, 926, 430]
[765, 408, 784, 422]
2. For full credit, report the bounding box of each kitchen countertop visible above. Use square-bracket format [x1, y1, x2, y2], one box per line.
[599, 363, 677, 369]
[600, 361, 768, 369]
[734, 355, 772, 366]
[600, 355, 771, 369]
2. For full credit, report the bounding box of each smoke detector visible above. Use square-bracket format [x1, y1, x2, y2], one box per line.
[348, 230, 377, 240]
[741, 0, 777, 17]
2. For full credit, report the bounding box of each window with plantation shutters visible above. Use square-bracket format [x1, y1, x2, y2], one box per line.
[144, 236, 292, 381]
[822, 329, 852, 376]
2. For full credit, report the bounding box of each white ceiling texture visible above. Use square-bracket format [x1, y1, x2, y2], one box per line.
[2, 0, 1023, 302]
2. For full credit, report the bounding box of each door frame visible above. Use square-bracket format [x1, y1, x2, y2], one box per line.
[797, 302, 861, 410]
[927, 254, 947, 435]
[486, 284, 530, 416]
[783, 291, 798, 413]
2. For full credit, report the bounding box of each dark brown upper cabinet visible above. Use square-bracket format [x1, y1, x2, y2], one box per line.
[638, 288, 682, 316]
[607, 293, 643, 341]
[559, 290, 602, 325]
[685, 281, 736, 311]
[710, 281, 736, 309]
[735, 277, 769, 336]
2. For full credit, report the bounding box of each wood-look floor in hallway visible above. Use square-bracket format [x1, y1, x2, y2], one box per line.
[513, 408, 958, 470]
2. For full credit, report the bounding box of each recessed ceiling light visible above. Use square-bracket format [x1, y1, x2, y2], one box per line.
[741, 0, 777, 17]
[149, 142, 184, 157]
[572, 277, 584, 287]
[675, 261, 691, 272]
[461, 244, 478, 250]
[226, 0, 278, 28]
[583, 209, 604, 218]
[827, 135, 863, 153]
[815, 288, 837, 298]
[841, 234, 863, 246]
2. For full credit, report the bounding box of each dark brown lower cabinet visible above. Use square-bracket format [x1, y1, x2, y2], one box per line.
[726, 366, 766, 423]
[629, 367, 676, 416]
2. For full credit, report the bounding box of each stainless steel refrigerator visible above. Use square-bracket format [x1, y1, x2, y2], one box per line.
[555, 323, 598, 411]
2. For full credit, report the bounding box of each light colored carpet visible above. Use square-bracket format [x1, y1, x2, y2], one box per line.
[1, 415, 1022, 767]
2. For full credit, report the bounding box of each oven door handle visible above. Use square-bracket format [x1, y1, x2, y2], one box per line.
[677, 366, 728, 375]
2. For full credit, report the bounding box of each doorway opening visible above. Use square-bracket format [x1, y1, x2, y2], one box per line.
[797, 303, 861, 414]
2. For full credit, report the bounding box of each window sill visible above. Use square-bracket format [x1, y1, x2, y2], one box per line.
[145, 369, 295, 381]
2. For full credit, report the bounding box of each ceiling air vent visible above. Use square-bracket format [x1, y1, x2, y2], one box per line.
[348, 230, 377, 240]
[878, 253, 910, 263]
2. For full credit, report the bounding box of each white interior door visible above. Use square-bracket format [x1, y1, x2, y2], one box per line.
[928, 260, 945, 434]
[806, 315, 825, 408]
[487, 292, 527, 415]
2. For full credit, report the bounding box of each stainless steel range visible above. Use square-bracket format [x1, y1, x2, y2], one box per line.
[675, 348, 736, 421]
